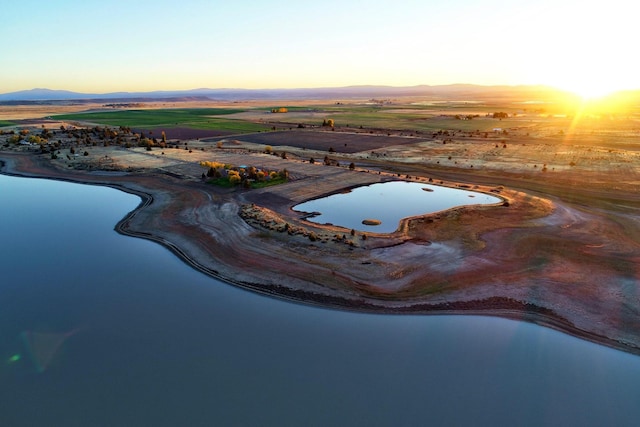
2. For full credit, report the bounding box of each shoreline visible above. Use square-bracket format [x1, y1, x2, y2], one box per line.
[2, 151, 639, 357]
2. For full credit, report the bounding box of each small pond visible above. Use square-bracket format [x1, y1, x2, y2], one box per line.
[293, 181, 502, 233]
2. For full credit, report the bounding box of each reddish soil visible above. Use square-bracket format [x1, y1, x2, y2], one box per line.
[208, 130, 428, 153]
[133, 127, 233, 140]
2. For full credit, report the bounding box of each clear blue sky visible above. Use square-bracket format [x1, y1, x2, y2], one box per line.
[1, 0, 637, 96]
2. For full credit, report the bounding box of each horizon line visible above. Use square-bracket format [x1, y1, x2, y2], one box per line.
[2, 82, 573, 96]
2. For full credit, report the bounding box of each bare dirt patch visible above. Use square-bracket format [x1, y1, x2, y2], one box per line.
[133, 127, 233, 140]
[208, 130, 427, 153]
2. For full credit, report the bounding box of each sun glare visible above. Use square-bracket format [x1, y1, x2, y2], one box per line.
[551, 72, 628, 100]
[566, 83, 620, 100]
[549, 64, 637, 101]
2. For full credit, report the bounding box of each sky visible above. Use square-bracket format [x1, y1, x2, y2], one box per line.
[1, 0, 637, 97]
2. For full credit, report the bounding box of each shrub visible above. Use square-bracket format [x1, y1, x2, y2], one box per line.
[279, 169, 289, 180]
[200, 161, 226, 169]
[28, 135, 44, 144]
[228, 172, 241, 185]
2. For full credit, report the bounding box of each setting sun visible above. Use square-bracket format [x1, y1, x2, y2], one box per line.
[556, 75, 634, 100]
[564, 82, 622, 100]
[529, 53, 639, 102]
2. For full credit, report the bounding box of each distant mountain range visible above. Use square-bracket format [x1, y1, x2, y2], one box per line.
[0, 85, 574, 102]
[0, 85, 638, 103]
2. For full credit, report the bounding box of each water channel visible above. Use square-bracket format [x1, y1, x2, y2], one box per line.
[1, 173, 639, 426]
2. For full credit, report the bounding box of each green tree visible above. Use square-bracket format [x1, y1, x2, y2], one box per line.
[28, 135, 43, 144]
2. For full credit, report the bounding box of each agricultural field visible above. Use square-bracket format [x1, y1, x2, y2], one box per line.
[55, 108, 270, 134]
[241, 100, 640, 141]
[216, 130, 428, 153]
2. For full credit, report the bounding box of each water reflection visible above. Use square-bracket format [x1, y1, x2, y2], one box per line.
[293, 181, 501, 232]
[1, 173, 639, 427]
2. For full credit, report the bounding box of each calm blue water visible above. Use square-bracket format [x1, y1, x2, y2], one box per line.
[293, 181, 501, 233]
[1, 173, 640, 427]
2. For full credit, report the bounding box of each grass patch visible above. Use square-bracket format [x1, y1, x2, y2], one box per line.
[249, 176, 287, 188]
[206, 177, 237, 188]
[54, 108, 269, 133]
[0, 120, 14, 127]
[330, 111, 513, 133]
[276, 104, 523, 133]
[207, 176, 288, 189]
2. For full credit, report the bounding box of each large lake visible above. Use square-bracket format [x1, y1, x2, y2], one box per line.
[1, 173, 640, 426]
[293, 181, 501, 233]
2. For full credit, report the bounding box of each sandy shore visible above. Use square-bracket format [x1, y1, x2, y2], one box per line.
[2, 150, 639, 356]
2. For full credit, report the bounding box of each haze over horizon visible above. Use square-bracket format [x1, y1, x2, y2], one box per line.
[2, 0, 637, 99]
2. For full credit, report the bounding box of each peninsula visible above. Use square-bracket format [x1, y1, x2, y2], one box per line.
[2, 90, 639, 355]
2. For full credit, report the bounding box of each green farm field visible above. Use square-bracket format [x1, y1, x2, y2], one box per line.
[254, 103, 574, 134]
[55, 108, 269, 133]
